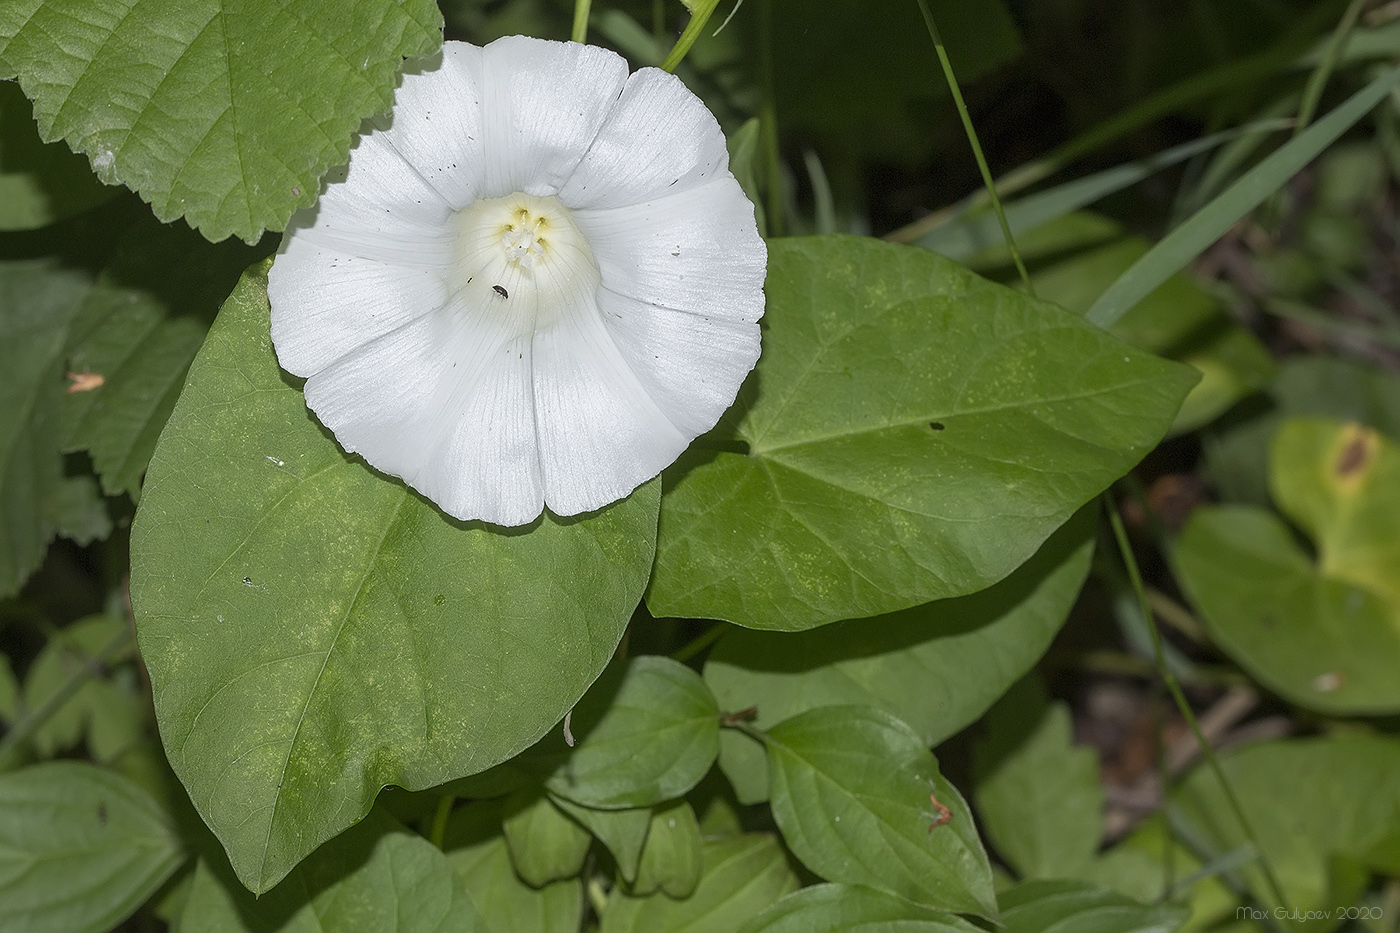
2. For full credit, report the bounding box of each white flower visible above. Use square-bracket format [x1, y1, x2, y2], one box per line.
[268, 37, 765, 526]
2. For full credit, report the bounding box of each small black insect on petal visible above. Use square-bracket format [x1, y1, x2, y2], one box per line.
[493, 285, 509, 298]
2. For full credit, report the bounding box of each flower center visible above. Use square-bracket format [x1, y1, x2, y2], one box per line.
[450, 192, 599, 324]
[501, 207, 549, 270]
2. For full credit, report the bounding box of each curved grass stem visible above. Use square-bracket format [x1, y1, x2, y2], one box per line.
[913, 0, 1032, 295]
[1103, 494, 1290, 912]
[660, 0, 721, 73]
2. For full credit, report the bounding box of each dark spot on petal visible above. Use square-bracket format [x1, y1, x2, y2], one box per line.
[493, 285, 509, 298]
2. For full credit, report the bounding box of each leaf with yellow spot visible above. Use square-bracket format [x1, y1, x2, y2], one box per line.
[1175, 417, 1400, 714]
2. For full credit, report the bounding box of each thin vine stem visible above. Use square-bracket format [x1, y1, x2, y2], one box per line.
[723, 719, 767, 744]
[660, 0, 721, 73]
[428, 794, 455, 849]
[913, 0, 1033, 295]
[572, 0, 592, 43]
[670, 623, 727, 663]
[1103, 494, 1290, 912]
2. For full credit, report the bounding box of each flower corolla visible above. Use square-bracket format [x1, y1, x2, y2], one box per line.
[268, 37, 765, 526]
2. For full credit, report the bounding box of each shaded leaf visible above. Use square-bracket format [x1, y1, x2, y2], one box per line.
[1084, 817, 1239, 932]
[630, 800, 703, 899]
[648, 235, 1195, 630]
[1203, 356, 1400, 508]
[0, 762, 185, 933]
[131, 264, 660, 893]
[706, 508, 1093, 803]
[0, 79, 112, 230]
[545, 656, 719, 809]
[739, 883, 985, 933]
[46, 473, 112, 546]
[550, 794, 652, 884]
[443, 799, 583, 933]
[22, 615, 144, 762]
[502, 787, 591, 887]
[998, 879, 1187, 933]
[1173, 735, 1400, 930]
[180, 807, 481, 932]
[0, 259, 89, 598]
[0, 0, 443, 243]
[766, 706, 996, 917]
[600, 834, 799, 933]
[62, 213, 268, 500]
[0, 654, 16, 723]
[973, 683, 1103, 881]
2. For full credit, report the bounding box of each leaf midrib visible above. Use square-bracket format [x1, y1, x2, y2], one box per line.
[255, 486, 409, 889]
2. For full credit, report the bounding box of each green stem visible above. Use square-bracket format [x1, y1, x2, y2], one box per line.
[756, 0, 783, 235]
[0, 627, 134, 764]
[1152, 685, 1176, 899]
[1104, 495, 1290, 911]
[428, 794, 455, 849]
[1295, 0, 1367, 135]
[660, 0, 721, 73]
[914, 0, 1032, 295]
[587, 877, 609, 916]
[572, 0, 593, 43]
[670, 623, 727, 663]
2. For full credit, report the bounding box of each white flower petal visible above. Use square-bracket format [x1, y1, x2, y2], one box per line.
[476, 37, 629, 200]
[270, 37, 767, 527]
[302, 295, 544, 527]
[532, 288, 689, 517]
[293, 131, 454, 267]
[268, 236, 448, 378]
[573, 178, 766, 322]
[559, 67, 730, 210]
[374, 44, 487, 210]
[596, 288, 761, 438]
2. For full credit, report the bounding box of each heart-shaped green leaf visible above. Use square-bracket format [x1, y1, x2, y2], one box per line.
[0, 0, 442, 242]
[765, 706, 996, 917]
[131, 264, 659, 893]
[648, 235, 1195, 630]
